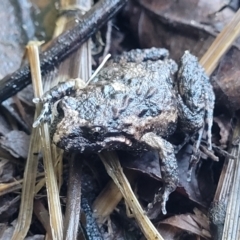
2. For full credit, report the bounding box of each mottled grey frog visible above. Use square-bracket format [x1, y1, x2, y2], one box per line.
[33, 48, 215, 214]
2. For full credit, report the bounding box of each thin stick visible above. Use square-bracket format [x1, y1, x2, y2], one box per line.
[64, 154, 83, 240]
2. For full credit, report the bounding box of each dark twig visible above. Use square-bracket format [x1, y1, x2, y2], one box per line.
[64, 154, 83, 240]
[0, 0, 127, 102]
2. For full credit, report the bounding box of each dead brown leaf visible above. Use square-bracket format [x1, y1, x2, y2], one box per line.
[0, 159, 16, 183]
[177, 145, 215, 207]
[155, 225, 182, 240]
[1, 96, 34, 132]
[121, 143, 215, 210]
[157, 208, 211, 239]
[125, 0, 236, 59]
[0, 196, 20, 223]
[0, 220, 44, 240]
[211, 47, 240, 111]
[120, 150, 161, 180]
[124, 0, 240, 111]
[0, 0, 34, 78]
[0, 221, 15, 239]
[0, 130, 30, 159]
[0, 115, 11, 136]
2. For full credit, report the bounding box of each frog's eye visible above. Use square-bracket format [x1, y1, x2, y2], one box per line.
[92, 126, 104, 137]
[56, 101, 63, 114]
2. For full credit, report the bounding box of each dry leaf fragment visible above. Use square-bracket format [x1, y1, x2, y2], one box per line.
[121, 150, 161, 180]
[0, 130, 30, 159]
[158, 209, 211, 239]
[0, 115, 11, 136]
[0, 159, 16, 183]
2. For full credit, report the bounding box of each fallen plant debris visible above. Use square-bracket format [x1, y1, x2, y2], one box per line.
[124, 0, 240, 111]
[0, 130, 30, 159]
[0, 0, 240, 239]
[0, 0, 127, 102]
[157, 208, 211, 239]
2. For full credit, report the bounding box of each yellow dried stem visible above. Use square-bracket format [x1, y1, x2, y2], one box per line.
[60, 0, 91, 12]
[0, 173, 45, 197]
[99, 151, 164, 240]
[200, 9, 240, 75]
[198, 9, 240, 240]
[0, 180, 23, 196]
[27, 42, 63, 240]
[10, 42, 46, 240]
[92, 180, 122, 224]
[221, 120, 240, 239]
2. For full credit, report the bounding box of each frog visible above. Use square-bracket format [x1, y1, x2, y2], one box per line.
[33, 48, 215, 215]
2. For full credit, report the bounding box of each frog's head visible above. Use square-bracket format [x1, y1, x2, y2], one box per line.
[50, 96, 114, 152]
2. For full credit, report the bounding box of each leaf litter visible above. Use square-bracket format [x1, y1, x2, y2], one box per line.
[0, 0, 239, 239]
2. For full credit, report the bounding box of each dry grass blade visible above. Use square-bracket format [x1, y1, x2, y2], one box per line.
[39, 124, 63, 239]
[99, 151, 164, 240]
[0, 173, 45, 197]
[0, 180, 23, 197]
[198, 9, 240, 240]
[93, 180, 122, 225]
[10, 43, 48, 240]
[221, 119, 240, 239]
[27, 42, 63, 239]
[200, 8, 240, 75]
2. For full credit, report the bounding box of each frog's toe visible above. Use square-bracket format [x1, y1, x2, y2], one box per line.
[147, 190, 166, 215]
[33, 102, 51, 128]
[147, 184, 174, 215]
[160, 181, 178, 214]
[161, 189, 170, 215]
[32, 97, 41, 104]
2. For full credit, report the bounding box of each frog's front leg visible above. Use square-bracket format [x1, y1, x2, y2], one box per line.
[141, 132, 178, 215]
[33, 78, 86, 127]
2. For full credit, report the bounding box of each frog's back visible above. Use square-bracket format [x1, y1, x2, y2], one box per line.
[74, 60, 178, 138]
